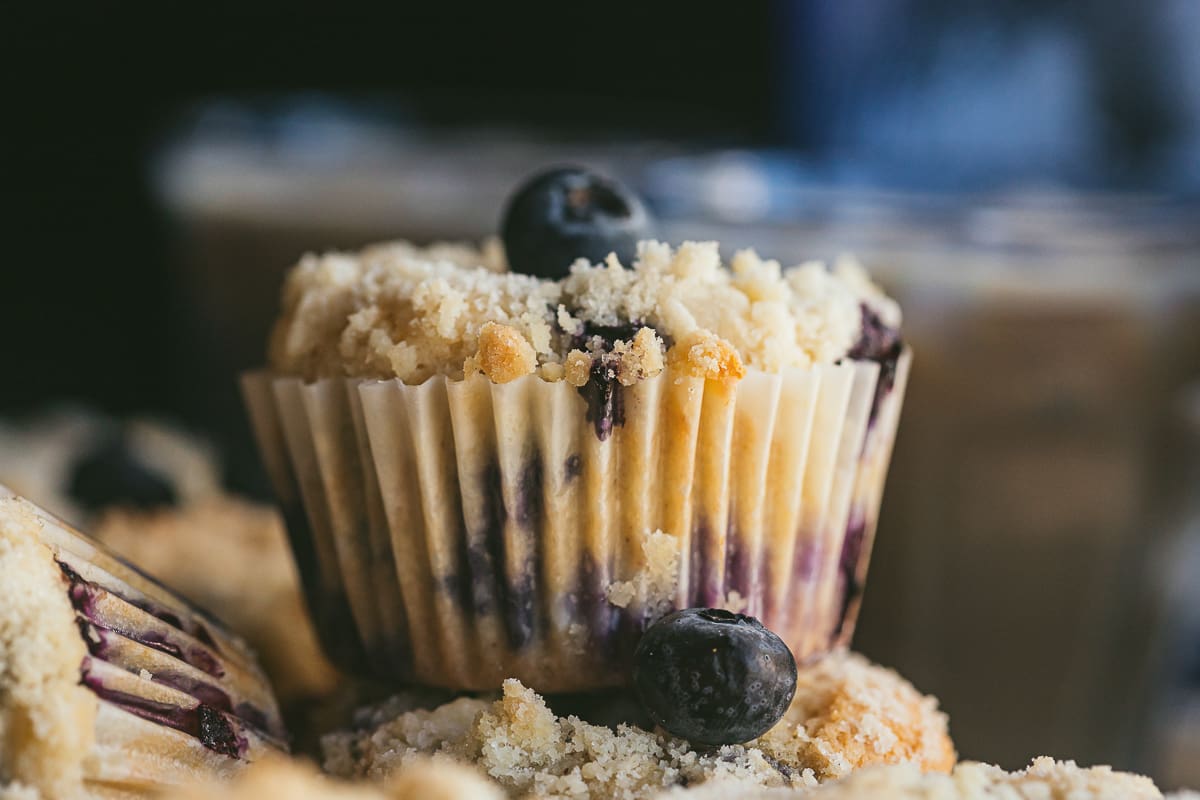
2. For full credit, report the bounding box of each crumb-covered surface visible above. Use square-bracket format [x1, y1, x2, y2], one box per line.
[0, 498, 96, 798]
[789, 757, 1168, 799]
[268, 239, 899, 384]
[757, 652, 956, 780]
[153, 755, 1189, 800]
[163, 756, 503, 800]
[321, 652, 951, 799]
[94, 497, 339, 705]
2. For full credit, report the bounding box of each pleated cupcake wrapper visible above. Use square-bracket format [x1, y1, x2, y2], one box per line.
[0, 488, 287, 796]
[242, 349, 910, 691]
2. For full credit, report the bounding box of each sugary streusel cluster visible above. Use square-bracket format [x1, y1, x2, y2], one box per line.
[320, 652, 953, 800]
[268, 239, 899, 385]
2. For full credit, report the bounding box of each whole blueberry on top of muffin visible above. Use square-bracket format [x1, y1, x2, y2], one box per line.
[268, 166, 902, 410]
[501, 166, 656, 280]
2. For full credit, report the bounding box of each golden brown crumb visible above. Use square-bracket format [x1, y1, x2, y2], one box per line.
[666, 330, 746, 381]
[758, 652, 956, 780]
[614, 328, 666, 386]
[563, 350, 592, 387]
[475, 322, 538, 384]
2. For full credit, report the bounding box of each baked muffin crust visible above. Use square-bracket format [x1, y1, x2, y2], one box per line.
[268, 240, 899, 385]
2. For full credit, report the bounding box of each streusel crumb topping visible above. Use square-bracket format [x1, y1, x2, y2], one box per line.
[269, 240, 899, 384]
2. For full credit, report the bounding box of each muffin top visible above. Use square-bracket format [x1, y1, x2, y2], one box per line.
[268, 238, 901, 386]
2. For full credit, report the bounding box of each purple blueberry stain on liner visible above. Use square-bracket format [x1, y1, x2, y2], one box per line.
[563, 454, 582, 482]
[566, 319, 666, 442]
[59, 561, 226, 678]
[832, 513, 868, 640]
[793, 539, 821, 582]
[723, 514, 757, 606]
[578, 551, 621, 660]
[78, 638, 276, 739]
[455, 461, 540, 650]
[79, 658, 248, 759]
[56, 558, 222, 653]
[447, 494, 485, 619]
[580, 357, 625, 442]
[150, 671, 234, 713]
[687, 518, 724, 609]
[843, 303, 904, 430]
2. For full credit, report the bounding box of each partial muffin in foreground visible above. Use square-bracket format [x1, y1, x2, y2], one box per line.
[321, 651, 951, 799]
[0, 490, 285, 798]
[0, 410, 221, 527]
[94, 497, 339, 706]
[245, 230, 909, 691]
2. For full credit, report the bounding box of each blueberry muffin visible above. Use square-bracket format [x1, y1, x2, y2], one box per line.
[321, 651, 951, 799]
[244, 167, 909, 690]
[0, 490, 285, 798]
[0, 411, 221, 527]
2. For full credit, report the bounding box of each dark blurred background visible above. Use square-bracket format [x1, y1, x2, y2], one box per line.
[3, 1, 1199, 788]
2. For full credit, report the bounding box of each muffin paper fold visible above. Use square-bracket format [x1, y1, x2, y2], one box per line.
[242, 350, 910, 691]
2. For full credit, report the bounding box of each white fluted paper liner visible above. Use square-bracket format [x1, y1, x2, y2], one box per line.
[0, 489, 287, 797]
[242, 350, 910, 691]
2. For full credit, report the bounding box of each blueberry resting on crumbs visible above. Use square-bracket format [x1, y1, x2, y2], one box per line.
[633, 608, 797, 745]
[67, 435, 178, 512]
[501, 166, 655, 280]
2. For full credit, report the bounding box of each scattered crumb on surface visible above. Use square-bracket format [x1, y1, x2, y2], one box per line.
[322, 651, 953, 799]
[757, 652, 956, 781]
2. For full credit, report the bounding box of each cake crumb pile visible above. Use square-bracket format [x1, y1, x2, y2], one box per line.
[322, 652, 951, 799]
[757, 652, 956, 780]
